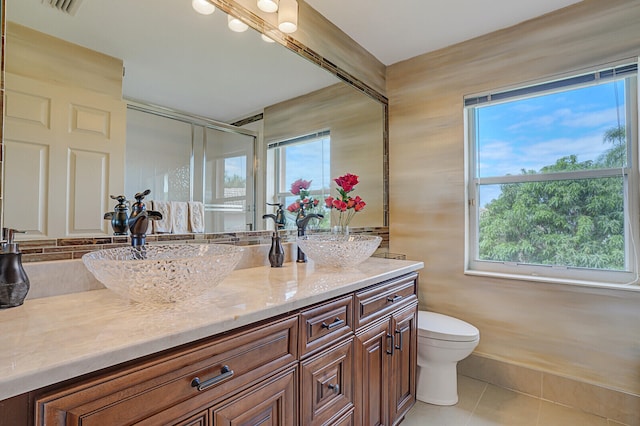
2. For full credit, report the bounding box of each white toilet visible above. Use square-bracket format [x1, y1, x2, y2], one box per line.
[416, 311, 480, 405]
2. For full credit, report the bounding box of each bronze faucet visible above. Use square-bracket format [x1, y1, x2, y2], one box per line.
[295, 202, 323, 263]
[127, 190, 163, 247]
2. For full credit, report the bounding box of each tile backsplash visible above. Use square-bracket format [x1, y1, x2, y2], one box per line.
[18, 227, 389, 263]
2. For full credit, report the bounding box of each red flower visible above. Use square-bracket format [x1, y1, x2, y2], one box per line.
[334, 173, 359, 192]
[324, 172, 366, 227]
[290, 179, 312, 196]
[332, 199, 348, 212]
[325, 196, 334, 208]
[287, 201, 300, 212]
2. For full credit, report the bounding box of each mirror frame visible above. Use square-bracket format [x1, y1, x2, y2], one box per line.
[210, 0, 389, 227]
[0, 0, 389, 251]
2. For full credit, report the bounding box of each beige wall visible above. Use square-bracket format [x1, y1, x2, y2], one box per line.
[388, 0, 640, 395]
[264, 83, 385, 227]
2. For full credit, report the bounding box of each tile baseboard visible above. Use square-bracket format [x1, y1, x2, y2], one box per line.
[458, 353, 639, 425]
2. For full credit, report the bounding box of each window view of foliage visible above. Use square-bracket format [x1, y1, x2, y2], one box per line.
[478, 126, 626, 270]
[224, 174, 246, 188]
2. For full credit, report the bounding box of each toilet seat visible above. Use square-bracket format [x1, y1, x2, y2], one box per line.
[418, 311, 479, 342]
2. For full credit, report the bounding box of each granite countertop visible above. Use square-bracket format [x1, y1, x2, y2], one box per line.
[0, 257, 423, 401]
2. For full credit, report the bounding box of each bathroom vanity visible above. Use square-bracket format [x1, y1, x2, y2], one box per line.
[0, 257, 422, 425]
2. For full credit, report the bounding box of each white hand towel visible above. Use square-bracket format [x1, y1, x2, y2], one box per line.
[171, 201, 189, 234]
[188, 201, 205, 233]
[152, 200, 172, 233]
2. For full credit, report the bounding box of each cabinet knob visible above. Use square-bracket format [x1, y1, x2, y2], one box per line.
[328, 383, 340, 394]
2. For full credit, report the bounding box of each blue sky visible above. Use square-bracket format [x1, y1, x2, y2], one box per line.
[476, 80, 627, 179]
[284, 137, 331, 193]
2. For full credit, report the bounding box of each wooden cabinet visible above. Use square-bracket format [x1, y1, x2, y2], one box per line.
[210, 367, 297, 426]
[354, 273, 418, 426]
[299, 295, 353, 359]
[35, 316, 298, 425]
[300, 337, 354, 425]
[11, 272, 419, 426]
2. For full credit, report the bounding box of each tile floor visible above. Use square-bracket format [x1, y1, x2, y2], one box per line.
[402, 375, 627, 426]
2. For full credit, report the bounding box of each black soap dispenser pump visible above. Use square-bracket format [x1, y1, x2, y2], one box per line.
[263, 203, 286, 267]
[268, 231, 285, 268]
[0, 228, 30, 309]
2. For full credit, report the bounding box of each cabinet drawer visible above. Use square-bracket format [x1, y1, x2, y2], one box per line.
[301, 338, 354, 426]
[354, 273, 418, 330]
[36, 316, 298, 426]
[300, 295, 353, 358]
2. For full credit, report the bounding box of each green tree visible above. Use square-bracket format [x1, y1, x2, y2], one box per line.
[224, 174, 246, 188]
[478, 127, 626, 270]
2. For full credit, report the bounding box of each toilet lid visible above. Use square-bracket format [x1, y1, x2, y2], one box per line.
[418, 311, 479, 342]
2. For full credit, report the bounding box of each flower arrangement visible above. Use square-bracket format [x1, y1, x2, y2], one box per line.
[286, 179, 319, 216]
[325, 173, 366, 229]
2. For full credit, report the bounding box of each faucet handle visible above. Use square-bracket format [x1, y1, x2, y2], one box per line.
[134, 189, 151, 202]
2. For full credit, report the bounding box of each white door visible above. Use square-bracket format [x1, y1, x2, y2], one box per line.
[4, 73, 126, 238]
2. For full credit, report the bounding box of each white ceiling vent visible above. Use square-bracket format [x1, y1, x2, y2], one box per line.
[43, 0, 84, 16]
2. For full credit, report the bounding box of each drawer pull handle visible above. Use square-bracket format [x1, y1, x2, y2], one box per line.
[386, 333, 394, 355]
[191, 365, 234, 391]
[395, 329, 403, 350]
[321, 317, 345, 330]
[328, 383, 340, 394]
[387, 294, 403, 303]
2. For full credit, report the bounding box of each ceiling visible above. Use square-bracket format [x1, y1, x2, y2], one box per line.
[6, 0, 583, 123]
[305, 0, 583, 66]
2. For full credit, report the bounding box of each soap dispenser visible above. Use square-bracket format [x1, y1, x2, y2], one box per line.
[263, 203, 286, 267]
[0, 228, 30, 309]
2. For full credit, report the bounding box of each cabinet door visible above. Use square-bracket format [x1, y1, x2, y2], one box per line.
[300, 338, 354, 425]
[390, 304, 417, 425]
[211, 368, 297, 426]
[354, 320, 390, 426]
[174, 410, 208, 426]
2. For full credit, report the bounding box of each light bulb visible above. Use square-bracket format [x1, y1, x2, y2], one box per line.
[228, 15, 249, 32]
[261, 34, 275, 43]
[257, 0, 279, 13]
[192, 0, 215, 15]
[278, 0, 298, 33]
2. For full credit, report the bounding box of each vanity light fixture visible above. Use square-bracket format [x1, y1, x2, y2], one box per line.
[261, 34, 276, 43]
[192, 0, 216, 15]
[257, 0, 279, 13]
[228, 15, 249, 32]
[278, 0, 298, 33]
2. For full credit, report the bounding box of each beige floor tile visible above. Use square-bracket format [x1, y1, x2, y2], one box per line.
[537, 401, 608, 426]
[467, 384, 540, 426]
[403, 376, 487, 426]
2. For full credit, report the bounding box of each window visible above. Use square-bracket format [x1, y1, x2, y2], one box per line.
[267, 131, 331, 228]
[465, 61, 639, 285]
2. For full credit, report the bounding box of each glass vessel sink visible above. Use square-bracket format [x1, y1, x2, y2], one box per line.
[296, 234, 382, 268]
[82, 244, 244, 304]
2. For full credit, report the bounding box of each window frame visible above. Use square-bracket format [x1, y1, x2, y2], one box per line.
[266, 130, 331, 212]
[464, 60, 640, 287]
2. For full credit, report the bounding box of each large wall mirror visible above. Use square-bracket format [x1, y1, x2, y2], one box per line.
[3, 0, 386, 240]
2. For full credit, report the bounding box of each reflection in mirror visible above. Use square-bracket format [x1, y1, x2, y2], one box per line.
[3, 0, 385, 240]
